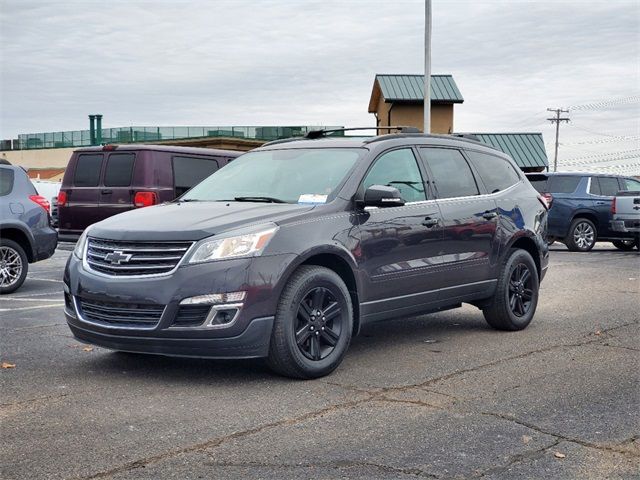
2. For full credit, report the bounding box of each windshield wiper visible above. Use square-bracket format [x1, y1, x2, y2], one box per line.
[234, 196, 288, 203]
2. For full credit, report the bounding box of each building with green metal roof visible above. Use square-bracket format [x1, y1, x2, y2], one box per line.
[369, 74, 464, 134]
[467, 133, 548, 172]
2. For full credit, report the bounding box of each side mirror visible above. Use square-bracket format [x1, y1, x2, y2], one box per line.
[362, 185, 405, 208]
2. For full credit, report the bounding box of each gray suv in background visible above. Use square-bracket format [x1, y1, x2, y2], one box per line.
[0, 164, 58, 293]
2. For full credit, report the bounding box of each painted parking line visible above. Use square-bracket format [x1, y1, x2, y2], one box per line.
[0, 303, 65, 312]
[25, 278, 64, 283]
[0, 298, 63, 302]
[7, 291, 62, 298]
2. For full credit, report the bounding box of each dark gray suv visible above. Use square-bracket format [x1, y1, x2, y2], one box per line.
[64, 131, 549, 378]
[1, 164, 58, 293]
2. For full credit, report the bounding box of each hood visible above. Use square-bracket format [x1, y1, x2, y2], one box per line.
[88, 201, 315, 241]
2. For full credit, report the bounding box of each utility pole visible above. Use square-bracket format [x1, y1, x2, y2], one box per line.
[424, 0, 432, 134]
[547, 108, 570, 172]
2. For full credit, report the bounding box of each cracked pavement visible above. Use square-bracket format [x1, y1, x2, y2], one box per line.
[1, 244, 639, 479]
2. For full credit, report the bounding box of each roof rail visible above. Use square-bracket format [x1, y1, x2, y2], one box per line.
[260, 126, 422, 146]
[305, 126, 421, 139]
[450, 133, 480, 142]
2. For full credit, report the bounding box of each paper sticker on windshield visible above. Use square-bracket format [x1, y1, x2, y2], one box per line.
[298, 194, 328, 205]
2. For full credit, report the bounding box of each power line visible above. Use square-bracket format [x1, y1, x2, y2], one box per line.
[547, 108, 570, 172]
[568, 95, 640, 111]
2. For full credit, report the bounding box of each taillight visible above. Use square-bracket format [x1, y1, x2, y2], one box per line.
[57, 191, 67, 207]
[134, 191, 158, 208]
[538, 193, 552, 210]
[611, 197, 616, 215]
[29, 195, 50, 214]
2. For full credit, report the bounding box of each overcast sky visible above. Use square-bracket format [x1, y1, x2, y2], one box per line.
[1, 0, 639, 173]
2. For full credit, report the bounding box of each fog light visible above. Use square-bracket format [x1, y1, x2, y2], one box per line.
[211, 308, 238, 326]
[180, 291, 246, 305]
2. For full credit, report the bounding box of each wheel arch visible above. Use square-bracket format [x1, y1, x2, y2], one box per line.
[277, 246, 362, 335]
[570, 211, 599, 230]
[0, 225, 35, 262]
[506, 234, 542, 279]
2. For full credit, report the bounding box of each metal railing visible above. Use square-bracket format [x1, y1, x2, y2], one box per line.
[3, 125, 344, 150]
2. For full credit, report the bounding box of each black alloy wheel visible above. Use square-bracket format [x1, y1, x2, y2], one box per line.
[483, 248, 539, 331]
[295, 287, 343, 361]
[508, 263, 534, 317]
[268, 265, 353, 379]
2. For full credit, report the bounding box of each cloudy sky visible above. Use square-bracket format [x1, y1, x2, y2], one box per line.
[1, 0, 639, 173]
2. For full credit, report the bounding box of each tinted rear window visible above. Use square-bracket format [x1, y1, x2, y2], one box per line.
[0, 168, 14, 196]
[526, 174, 548, 193]
[548, 175, 581, 194]
[466, 151, 521, 193]
[597, 176, 621, 197]
[420, 148, 479, 199]
[74, 154, 103, 187]
[173, 156, 219, 196]
[104, 153, 135, 187]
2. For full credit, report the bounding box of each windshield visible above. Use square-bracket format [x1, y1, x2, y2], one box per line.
[181, 148, 362, 204]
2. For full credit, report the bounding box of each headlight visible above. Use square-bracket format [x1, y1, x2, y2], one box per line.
[188, 225, 278, 264]
[73, 229, 90, 259]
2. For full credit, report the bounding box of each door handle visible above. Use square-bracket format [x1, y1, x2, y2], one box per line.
[482, 211, 498, 220]
[101, 189, 113, 195]
[422, 217, 439, 227]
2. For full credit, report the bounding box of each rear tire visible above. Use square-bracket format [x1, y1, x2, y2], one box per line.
[267, 266, 353, 379]
[612, 239, 636, 251]
[565, 218, 597, 252]
[483, 249, 539, 331]
[0, 239, 29, 294]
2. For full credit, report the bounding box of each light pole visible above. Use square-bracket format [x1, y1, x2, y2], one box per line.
[424, 0, 432, 134]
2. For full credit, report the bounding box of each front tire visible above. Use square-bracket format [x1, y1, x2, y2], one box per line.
[267, 266, 353, 379]
[0, 239, 29, 294]
[612, 239, 636, 251]
[565, 218, 597, 252]
[483, 249, 539, 331]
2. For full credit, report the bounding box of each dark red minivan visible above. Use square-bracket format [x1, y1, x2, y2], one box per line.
[57, 144, 241, 240]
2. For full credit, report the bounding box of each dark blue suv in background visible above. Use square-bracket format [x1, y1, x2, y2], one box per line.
[527, 172, 640, 251]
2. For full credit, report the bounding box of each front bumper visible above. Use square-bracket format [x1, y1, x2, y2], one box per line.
[611, 219, 640, 234]
[64, 252, 296, 359]
[67, 315, 274, 359]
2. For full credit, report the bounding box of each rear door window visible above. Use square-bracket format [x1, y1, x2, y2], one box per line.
[597, 177, 622, 197]
[104, 153, 136, 187]
[420, 148, 479, 199]
[622, 178, 640, 192]
[173, 156, 220, 196]
[74, 154, 104, 187]
[0, 168, 14, 196]
[549, 175, 582, 194]
[465, 151, 521, 193]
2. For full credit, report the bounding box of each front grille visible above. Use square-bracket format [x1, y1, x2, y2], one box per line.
[86, 238, 192, 276]
[172, 305, 211, 327]
[78, 298, 164, 328]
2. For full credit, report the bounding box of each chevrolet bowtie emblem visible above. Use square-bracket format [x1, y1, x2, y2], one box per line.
[104, 250, 133, 265]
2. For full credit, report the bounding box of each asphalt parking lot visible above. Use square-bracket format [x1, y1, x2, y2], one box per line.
[1, 244, 638, 479]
